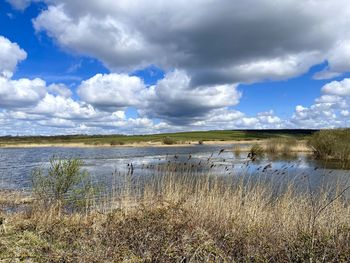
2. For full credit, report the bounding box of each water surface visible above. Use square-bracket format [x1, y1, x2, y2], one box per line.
[0, 144, 349, 191]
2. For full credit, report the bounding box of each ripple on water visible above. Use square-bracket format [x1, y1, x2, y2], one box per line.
[0, 146, 349, 191]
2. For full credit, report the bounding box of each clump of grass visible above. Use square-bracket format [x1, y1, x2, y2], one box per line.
[198, 140, 204, 145]
[110, 140, 125, 146]
[308, 129, 350, 163]
[265, 138, 279, 154]
[249, 143, 264, 159]
[263, 138, 301, 159]
[233, 145, 241, 157]
[162, 136, 177, 145]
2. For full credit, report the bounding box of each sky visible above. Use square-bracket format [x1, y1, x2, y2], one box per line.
[1, 0, 350, 135]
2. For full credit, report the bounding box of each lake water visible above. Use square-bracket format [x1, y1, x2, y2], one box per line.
[0, 144, 349, 192]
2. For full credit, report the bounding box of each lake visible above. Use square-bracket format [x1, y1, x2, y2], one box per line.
[0, 144, 349, 192]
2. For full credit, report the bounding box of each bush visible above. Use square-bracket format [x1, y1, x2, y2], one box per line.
[308, 129, 350, 162]
[32, 157, 96, 209]
[110, 140, 125, 146]
[162, 137, 176, 145]
[198, 140, 204, 145]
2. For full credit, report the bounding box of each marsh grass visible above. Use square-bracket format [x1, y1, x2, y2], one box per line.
[308, 129, 350, 165]
[264, 138, 300, 157]
[233, 145, 241, 157]
[249, 143, 265, 159]
[1, 160, 350, 262]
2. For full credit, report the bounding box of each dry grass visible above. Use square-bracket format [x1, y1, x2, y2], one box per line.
[264, 138, 306, 155]
[1, 169, 350, 262]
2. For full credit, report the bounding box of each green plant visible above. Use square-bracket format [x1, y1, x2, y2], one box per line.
[32, 157, 96, 209]
[162, 137, 176, 145]
[308, 129, 350, 162]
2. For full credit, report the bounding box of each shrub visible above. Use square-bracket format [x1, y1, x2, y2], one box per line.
[32, 157, 96, 209]
[162, 137, 176, 145]
[198, 140, 204, 145]
[110, 140, 125, 146]
[308, 129, 350, 162]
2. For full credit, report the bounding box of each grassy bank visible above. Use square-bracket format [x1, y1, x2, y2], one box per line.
[0, 129, 315, 147]
[1, 159, 350, 262]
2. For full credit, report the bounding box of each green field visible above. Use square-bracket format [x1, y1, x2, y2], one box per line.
[0, 129, 316, 146]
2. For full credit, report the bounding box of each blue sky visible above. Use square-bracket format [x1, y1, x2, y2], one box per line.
[1, 0, 350, 135]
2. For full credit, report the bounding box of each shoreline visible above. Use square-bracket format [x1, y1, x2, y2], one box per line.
[0, 139, 312, 152]
[0, 140, 259, 149]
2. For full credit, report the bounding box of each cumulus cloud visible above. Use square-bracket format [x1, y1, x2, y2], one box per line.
[291, 79, 350, 128]
[31, 94, 98, 120]
[321, 78, 350, 96]
[0, 36, 27, 78]
[189, 108, 283, 130]
[0, 77, 46, 108]
[0, 35, 247, 134]
[313, 41, 350, 80]
[78, 73, 145, 111]
[3, 1, 350, 133]
[31, 0, 350, 85]
[47, 83, 73, 98]
[140, 70, 241, 124]
[77, 70, 241, 125]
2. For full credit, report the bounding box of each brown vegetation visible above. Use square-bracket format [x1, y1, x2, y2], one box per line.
[1, 164, 350, 262]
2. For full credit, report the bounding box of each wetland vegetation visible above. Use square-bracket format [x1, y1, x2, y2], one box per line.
[0, 129, 350, 262]
[308, 129, 350, 164]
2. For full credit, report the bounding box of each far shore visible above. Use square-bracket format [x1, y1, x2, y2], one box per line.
[0, 140, 259, 149]
[0, 139, 312, 152]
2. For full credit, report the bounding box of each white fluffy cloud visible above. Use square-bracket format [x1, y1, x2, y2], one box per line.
[140, 70, 241, 124]
[188, 108, 283, 130]
[321, 78, 350, 96]
[76, 70, 242, 125]
[77, 73, 145, 111]
[0, 77, 46, 108]
[31, 94, 97, 119]
[0, 37, 45, 108]
[0, 36, 27, 78]
[31, 0, 350, 85]
[291, 79, 350, 128]
[313, 41, 350, 79]
[47, 83, 72, 98]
